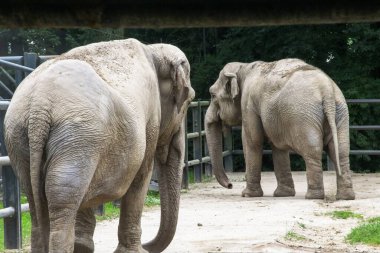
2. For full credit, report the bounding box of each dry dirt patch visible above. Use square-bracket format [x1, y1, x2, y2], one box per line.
[94, 172, 380, 253]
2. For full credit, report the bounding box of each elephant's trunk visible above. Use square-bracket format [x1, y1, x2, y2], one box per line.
[205, 104, 233, 189]
[143, 125, 185, 253]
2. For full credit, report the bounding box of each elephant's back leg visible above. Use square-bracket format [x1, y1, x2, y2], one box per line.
[74, 208, 96, 253]
[294, 126, 325, 199]
[326, 112, 355, 200]
[45, 155, 98, 253]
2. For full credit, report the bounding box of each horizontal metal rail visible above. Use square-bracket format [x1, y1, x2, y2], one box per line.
[233, 125, 380, 131]
[0, 156, 10, 166]
[187, 130, 206, 139]
[189, 101, 209, 107]
[350, 125, 380, 130]
[0, 56, 23, 63]
[0, 204, 29, 219]
[0, 59, 34, 73]
[232, 150, 380, 156]
[187, 151, 231, 166]
[347, 99, 380, 104]
[0, 100, 10, 110]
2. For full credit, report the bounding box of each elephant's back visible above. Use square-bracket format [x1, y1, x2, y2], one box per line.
[53, 39, 156, 92]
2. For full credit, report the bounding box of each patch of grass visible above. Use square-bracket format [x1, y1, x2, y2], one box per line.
[96, 190, 160, 221]
[285, 231, 306, 241]
[346, 216, 380, 245]
[297, 222, 306, 229]
[367, 217, 380, 224]
[95, 202, 121, 221]
[201, 176, 213, 183]
[327, 210, 363, 220]
[144, 190, 160, 207]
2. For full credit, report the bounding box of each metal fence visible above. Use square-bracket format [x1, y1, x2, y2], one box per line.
[0, 54, 379, 250]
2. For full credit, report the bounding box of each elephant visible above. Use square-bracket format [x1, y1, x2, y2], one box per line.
[205, 58, 355, 200]
[4, 38, 195, 253]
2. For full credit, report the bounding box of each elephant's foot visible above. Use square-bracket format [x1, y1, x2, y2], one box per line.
[74, 236, 94, 253]
[274, 185, 295, 197]
[242, 186, 263, 197]
[114, 243, 148, 253]
[336, 188, 355, 200]
[305, 188, 325, 199]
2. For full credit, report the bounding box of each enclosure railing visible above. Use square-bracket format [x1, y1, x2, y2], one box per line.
[0, 54, 379, 250]
[0, 54, 56, 249]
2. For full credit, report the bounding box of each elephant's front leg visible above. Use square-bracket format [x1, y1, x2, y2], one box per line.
[272, 146, 295, 197]
[74, 208, 96, 253]
[115, 163, 153, 253]
[242, 117, 264, 197]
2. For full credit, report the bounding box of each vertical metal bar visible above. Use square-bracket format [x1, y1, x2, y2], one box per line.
[23, 53, 38, 77]
[327, 155, 335, 171]
[202, 105, 212, 177]
[197, 100, 203, 180]
[192, 102, 202, 182]
[182, 113, 189, 189]
[14, 58, 23, 87]
[223, 127, 234, 172]
[94, 204, 105, 216]
[0, 109, 22, 249]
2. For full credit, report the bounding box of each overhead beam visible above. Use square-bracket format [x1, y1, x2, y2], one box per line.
[0, 1, 380, 28]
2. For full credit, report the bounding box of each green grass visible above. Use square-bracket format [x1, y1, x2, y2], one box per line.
[346, 216, 380, 246]
[0, 191, 160, 251]
[285, 231, 306, 241]
[327, 210, 363, 220]
[0, 195, 31, 252]
[297, 222, 306, 229]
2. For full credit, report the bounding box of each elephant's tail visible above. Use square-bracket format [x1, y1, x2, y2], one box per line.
[28, 98, 51, 227]
[322, 86, 342, 176]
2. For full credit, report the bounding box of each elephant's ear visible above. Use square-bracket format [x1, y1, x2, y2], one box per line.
[171, 61, 189, 90]
[171, 60, 191, 113]
[224, 72, 239, 100]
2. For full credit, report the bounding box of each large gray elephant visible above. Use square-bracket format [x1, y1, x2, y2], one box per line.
[4, 39, 195, 253]
[205, 58, 355, 200]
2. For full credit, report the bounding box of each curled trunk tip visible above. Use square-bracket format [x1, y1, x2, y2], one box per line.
[214, 172, 233, 189]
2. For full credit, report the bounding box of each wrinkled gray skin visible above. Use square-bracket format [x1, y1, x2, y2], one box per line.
[205, 59, 355, 200]
[4, 39, 195, 253]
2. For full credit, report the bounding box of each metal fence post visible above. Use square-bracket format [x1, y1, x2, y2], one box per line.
[182, 115, 189, 189]
[223, 127, 234, 172]
[327, 156, 335, 171]
[23, 53, 38, 76]
[192, 101, 202, 182]
[0, 109, 22, 249]
[202, 106, 212, 177]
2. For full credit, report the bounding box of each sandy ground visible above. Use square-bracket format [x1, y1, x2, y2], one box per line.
[93, 172, 380, 253]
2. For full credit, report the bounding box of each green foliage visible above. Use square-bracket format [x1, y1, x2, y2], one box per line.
[327, 210, 363, 220]
[144, 190, 160, 207]
[297, 222, 306, 229]
[285, 231, 306, 241]
[346, 216, 380, 245]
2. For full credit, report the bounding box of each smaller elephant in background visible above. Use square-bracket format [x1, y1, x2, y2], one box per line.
[205, 58, 355, 200]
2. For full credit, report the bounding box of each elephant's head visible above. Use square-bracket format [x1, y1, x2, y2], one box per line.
[143, 44, 194, 253]
[205, 62, 246, 189]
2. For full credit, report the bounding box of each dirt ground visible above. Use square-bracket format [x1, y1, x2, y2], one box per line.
[94, 172, 380, 253]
